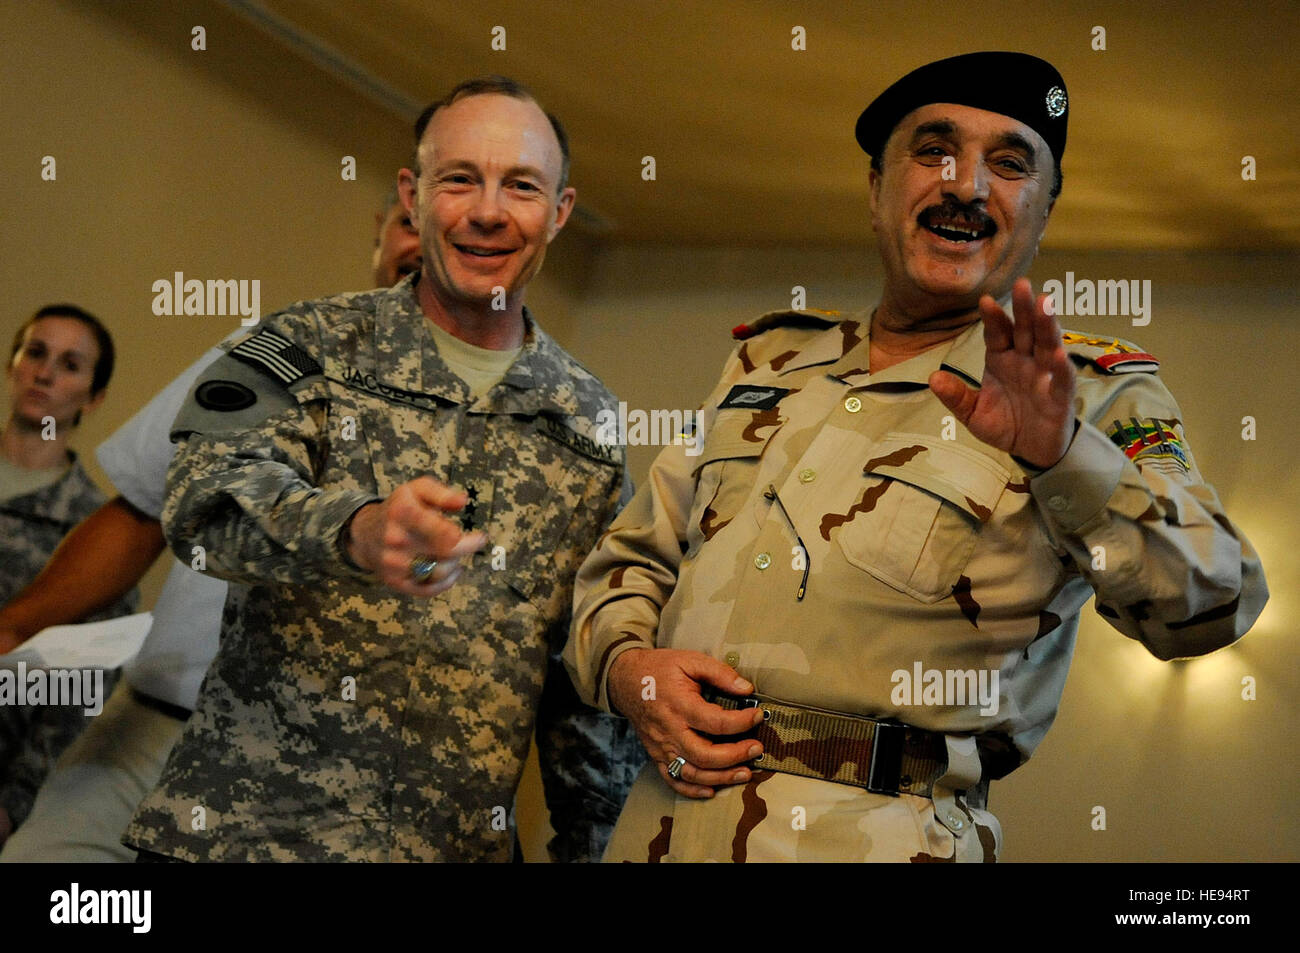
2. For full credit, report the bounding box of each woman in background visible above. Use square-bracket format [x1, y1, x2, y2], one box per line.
[0, 303, 134, 847]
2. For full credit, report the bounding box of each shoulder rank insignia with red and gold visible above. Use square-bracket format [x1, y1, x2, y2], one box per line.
[732, 308, 842, 340]
[1061, 331, 1159, 374]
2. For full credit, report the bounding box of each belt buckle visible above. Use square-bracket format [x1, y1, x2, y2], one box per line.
[866, 721, 904, 796]
[700, 690, 762, 746]
[702, 688, 761, 712]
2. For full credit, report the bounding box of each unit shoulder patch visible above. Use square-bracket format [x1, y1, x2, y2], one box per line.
[172, 351, 298, 439]
[195, 380, 257, 412]
[1106, 416, 1189, 474]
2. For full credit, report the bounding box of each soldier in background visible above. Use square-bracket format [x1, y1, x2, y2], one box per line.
[1, 189, 421, 863]
[565, 52, 1267, 862]
[371, 187, 422, 289]
[123, 76, 643, 861]
[0, 305, 132, 846]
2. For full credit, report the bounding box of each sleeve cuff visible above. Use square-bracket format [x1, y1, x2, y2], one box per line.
[299, 490, 383, 583]
[1029, 420, 1128, 534]
[591, 625, 655, 714]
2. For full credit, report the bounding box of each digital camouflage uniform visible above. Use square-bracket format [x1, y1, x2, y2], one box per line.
[565, 309, 1267, 863]
[0, 456, 131, 829]
[123, 276, 643, 862]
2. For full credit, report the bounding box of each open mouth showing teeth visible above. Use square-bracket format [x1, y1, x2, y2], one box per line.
[455, 244, 512, 258]
[920, 210, 996, 243]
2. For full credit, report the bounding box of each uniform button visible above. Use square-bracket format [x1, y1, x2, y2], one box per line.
[947, 813, 965, 830]
[754, 552, 772, 570]
[798, 468, 816, 483]
[844, 396, 862, 413]
[1047, 494, 1069, 512]
[724, 651, 740, 668]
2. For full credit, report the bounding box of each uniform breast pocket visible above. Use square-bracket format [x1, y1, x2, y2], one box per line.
[836, 434, 1008, 603]
[689, 411, 782, 545]
[329, 390, 436, 498]
[499, 453, 615, 621]
[500, 476, 578, 610]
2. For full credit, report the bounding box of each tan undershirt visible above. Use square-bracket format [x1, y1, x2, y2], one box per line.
[0, 453, 68, 504]
[426, 320, 522, 400]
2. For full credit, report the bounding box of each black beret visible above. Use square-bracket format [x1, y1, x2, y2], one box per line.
[855, 51, 1068, 167]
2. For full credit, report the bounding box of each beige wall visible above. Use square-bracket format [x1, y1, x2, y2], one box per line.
[3, 1, 1293, 862]
[2, 0, 407, 596]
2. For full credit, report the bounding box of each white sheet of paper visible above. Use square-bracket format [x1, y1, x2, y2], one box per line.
[0, 612, 153, 670]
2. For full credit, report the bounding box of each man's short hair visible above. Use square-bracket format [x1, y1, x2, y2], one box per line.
[870, 151, 1063, 201]
[412, 75, 571, 192]
[9, 303, 115, 395]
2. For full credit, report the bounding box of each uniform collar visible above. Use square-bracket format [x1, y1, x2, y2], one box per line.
[936, 316, 987, 389]
[372, 274, 440, 396]
[371, 273, 580, 416]
[774, 313, 872, 375]
[486, 316, 584, 417]
[831, 311, 987, 390]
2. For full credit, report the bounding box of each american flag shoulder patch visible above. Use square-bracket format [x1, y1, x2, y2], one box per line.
[228, 330, 322, 386]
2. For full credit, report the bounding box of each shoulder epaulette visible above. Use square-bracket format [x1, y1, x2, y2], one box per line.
[1061, 330, 1159, 375]
[732, 308, 843, 340]
[228, 329, 323, 386]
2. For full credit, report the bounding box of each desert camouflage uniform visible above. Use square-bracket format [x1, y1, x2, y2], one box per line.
[565, 309, 1267, 863]
[1, 456, 131, 829]
[123, 276, 643, 862]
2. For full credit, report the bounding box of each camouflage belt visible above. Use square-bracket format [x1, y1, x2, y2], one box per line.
[704, 689, 985, 803]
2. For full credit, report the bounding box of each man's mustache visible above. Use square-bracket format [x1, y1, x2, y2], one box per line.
[918, 200, 997, 238]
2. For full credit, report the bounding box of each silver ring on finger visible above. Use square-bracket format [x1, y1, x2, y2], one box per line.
[409, 555, 439, 584]
[666, 756, 687, 780]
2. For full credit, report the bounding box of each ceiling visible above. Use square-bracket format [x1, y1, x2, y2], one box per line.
[225, 0, 1298, 251]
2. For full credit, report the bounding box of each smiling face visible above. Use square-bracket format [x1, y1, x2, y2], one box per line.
[870, 102, 1056, 317]
[400, 93, 575, 317]
[6, 316, 105, 430]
